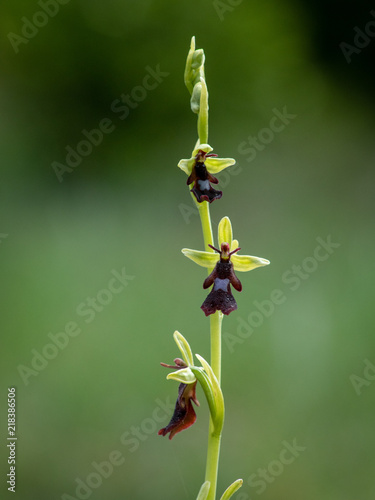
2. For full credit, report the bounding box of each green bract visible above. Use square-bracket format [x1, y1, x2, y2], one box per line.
[182, 216, 270, 272]
[196, 481, 211, 500]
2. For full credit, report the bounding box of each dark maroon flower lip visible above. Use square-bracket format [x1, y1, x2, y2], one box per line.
[158, 382, 199, 440]
[201, 243, 242, 316]
[187, 150, 222, 203]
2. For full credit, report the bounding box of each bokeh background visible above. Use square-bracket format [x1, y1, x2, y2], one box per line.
[1, 1, 375, 499]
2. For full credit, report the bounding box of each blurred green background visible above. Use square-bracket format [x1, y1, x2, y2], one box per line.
[1, 1, 375, 499]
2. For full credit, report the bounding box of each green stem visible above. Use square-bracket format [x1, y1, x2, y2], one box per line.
[209, 312, 223, 384]
[204, 311, 223, 500]
[195, 193, 223, 500]
[197, 200, 214, 251]
[205, 422, 221, 500]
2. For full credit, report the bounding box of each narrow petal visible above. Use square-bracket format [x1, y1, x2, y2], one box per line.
[178, 158, 195, 175]
[182, 248, 219, 268]
[205, 157, 235, 174]
[231, 254, 270, 272]
[167, 367, 196, 384]
[218, 217, 233, 247]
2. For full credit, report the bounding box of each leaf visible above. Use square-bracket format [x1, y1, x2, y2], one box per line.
[173, 331, 194, 366]
[219, 479, 243, 500]
[196, 480, 210, 500]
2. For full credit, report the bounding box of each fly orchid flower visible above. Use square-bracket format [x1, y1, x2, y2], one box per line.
[158, 333, 200, 440]
[182, 217, 270, 316]
[158, 381, 199, 440]
[158, 331, 224, 442]
[178, 144, 235, 203]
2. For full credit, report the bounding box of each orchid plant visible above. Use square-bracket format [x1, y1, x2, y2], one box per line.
[158, 37, 270, 500]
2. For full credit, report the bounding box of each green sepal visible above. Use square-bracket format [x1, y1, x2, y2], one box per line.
[167, 367, 196, 384]
[219, 479, 243, 500]
[231, 254, 270, 272]
[205, 157, 236, 174]
[177, 158, 195, 176]
[173, 330, 194, 366]
[218, 216, 233, 246]
[196, 481, 210, 500]
[181, 248, 219, 268]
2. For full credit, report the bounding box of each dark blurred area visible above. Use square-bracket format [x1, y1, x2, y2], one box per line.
[1, 0, 375, 187]
[1, 2, 375, 500]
